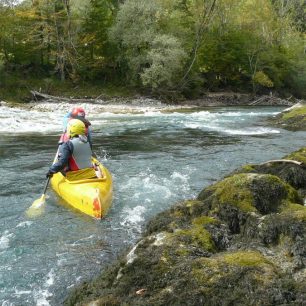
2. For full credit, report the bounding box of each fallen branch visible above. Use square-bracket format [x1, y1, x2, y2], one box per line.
[260, 159, 303, 167]
[249, 96, 266, 105]
[30, 90, 103, 104]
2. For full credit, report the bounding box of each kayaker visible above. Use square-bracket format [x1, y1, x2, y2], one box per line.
[47, 119, 95, 179]
[59, 106, 93, 147]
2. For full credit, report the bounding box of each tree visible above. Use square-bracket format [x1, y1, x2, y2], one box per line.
[141, 34, 187, 91]
[79, 0, 117, 80]
[110, 0, 162, 83]
[176, 0, 217, 88]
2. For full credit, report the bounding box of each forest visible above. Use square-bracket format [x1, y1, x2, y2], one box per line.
[0, 0, 305, 100]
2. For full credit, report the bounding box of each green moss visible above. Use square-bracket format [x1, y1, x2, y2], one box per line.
[223, 251, 272, 267]
[284, 203, 306, 212]
[183, 200, 204, 215]
[192, 251, 274, 287]
[175, 222, 216, 252]
[175, 246, 190, 257]
[185, 200, 203, 208]
[281, 203, 306, 221]
[209, 174, 257, 213]
[263, 174, 299, 203]
[284, 147, 306, 164]
[241, 164, 255, 172]
[192, 216, 218, 226]
[193, 251, 274, 285]
[172, 210, 184, 218]
[281, 106, 306, 120]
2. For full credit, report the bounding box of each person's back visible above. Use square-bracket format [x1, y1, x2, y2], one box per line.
[47, 119, 94, 179]
[68, 134, 92, 171]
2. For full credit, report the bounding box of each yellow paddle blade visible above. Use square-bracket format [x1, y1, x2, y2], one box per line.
[26, 194, 46, 217]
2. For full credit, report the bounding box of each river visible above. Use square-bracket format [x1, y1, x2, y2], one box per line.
[0, 102, 305, 305]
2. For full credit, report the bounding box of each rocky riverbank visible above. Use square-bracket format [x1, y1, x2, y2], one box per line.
[180, 92, 296, 107]
[1, 91, 298, 110]
[65, 148, 306, 306]
[269, 102, 306, 131]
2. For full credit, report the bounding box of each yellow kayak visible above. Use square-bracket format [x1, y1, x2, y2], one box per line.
[50, 159, 113, 218]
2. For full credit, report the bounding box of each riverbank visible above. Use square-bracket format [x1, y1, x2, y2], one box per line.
[1, 90, 299, 110]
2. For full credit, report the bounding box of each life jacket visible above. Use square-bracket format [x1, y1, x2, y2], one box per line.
[68, 136, 93, 171]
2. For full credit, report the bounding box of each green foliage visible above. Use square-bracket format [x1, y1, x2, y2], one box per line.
[140, 34, 187, 90]
[79, 0, 116, 80]
[253, 71, 274, 88]
[109, 0, 162, 83]
[0, 0, 305, 98]
[198, 28, 257, 90]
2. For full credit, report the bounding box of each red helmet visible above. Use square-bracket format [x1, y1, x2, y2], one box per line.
[71, 107, 85, 118]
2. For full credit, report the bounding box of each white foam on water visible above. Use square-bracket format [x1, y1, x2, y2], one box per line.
[0, 231, 14, 250]
[170, 171, 190, 193]
[35, 290, 51, 306]
[1, 301, 15, 306]
[184, 122, 221, 131]
[45, 270, 55, 287]
[223, 127, 281, 135]
[120, 206, 146, 232]
[190, 111, 217, 120]
[16, 221, 33, 228]
[183, 109, 283, 135]
[70, 235, 95, 246]
[0, 102, 190, 135]
[0, 265, 12, 272]
[0, 105, 62, 134]
[221, 111, 280, 117]
[14, 289, 32, 295]
[33, 269, 55, 306]
[143, 110, 163, 116]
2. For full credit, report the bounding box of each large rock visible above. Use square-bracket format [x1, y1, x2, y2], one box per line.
[65, 149, 306, 306]
[270, 102, 306, 131]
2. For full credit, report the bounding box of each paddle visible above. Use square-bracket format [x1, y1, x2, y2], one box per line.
[26, 177, 51, 217]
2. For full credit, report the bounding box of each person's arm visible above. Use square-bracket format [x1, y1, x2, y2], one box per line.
[47, 142, 73, 175]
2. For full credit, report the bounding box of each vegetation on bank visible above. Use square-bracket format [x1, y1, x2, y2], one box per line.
[0, 73, 137, 103]
[269, 103, 306, 130]
[0, 0, 305, 102]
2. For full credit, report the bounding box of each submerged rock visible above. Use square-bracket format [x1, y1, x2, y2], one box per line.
[65, 148, 306, 306]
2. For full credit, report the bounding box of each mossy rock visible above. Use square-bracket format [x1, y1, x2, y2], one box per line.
[284, 147, 306, 164]
[65, 148, 306, 306]
[198, 173, 300, 215]
[269, 103, 306, 131]
[190, 251, 298, 305]
[145, 200, 209, 235]
[230, 148, 306, 196]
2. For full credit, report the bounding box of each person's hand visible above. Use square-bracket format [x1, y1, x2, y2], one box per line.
[46, 171, 54, 178]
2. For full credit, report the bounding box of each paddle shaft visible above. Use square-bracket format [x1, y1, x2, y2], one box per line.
[42, 177, 51, 195]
